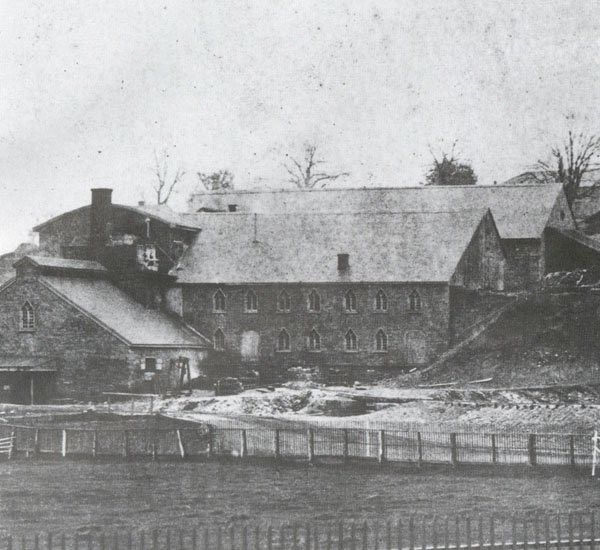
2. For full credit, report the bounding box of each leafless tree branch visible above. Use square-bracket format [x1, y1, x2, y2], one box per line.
[283, 144, 349, 189]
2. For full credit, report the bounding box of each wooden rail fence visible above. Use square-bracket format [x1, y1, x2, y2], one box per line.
[0, 511, 599, 550]
[0, 422, 595, 467]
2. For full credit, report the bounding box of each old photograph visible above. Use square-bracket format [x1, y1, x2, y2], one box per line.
[1, 1, 600, 548]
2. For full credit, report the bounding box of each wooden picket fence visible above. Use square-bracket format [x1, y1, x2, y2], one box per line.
[0, 421, 596, 467]
[1, 511, 599, 550]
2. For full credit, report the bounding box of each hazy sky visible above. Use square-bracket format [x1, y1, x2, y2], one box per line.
[1, 1, 599, 253]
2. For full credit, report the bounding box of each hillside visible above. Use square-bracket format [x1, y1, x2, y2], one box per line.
[422, 290, 600, 387]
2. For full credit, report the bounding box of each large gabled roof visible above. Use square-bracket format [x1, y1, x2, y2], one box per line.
[173, 209, 493, 284]
[188, 183, 565, 240]
[37, 275, 210, 348]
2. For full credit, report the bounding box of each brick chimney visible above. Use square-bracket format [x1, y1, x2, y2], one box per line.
[90, 188, 113, 254]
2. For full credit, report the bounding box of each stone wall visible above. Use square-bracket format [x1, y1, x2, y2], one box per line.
[181, 282, 451, 370]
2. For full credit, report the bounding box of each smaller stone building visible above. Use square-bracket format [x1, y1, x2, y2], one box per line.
[0, 256, 210, 403]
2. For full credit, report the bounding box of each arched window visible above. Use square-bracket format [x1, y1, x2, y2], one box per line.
[375, 329, 388, 352]
[308, 329, 321, 351]
[344, 290, 357, 312]
[213, 289, 226, 312]
[21, 301, 35, 330]
[277, 329, 290, 351]
[375, 289, 388, 311]
[245, 289, 258, 312]
[277, 291, 291, 312]
[213, 329, 225, 351]
[409, 290, 422, 312]
[308, 290, 321, 312]
[344, 329, 357, 351]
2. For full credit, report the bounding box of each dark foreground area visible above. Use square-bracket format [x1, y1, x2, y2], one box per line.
[0, 460, 599, 534]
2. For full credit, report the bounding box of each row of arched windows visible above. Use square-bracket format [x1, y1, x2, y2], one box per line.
[212, 328, 389, 353]
[212, 289, 423, 313]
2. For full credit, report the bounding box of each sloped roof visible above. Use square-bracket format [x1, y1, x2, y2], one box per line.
[33, 203, 201, 232]
[39, 275, 209, 348]
[173, 210, 491, 284]
[16, 255, 107, 273]
[188, 184, 564, 240]
[122, 203, 201, 230]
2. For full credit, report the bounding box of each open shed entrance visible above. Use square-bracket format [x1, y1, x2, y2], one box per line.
[0, 357, 57, 404]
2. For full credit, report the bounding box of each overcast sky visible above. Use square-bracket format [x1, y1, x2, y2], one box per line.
[1, 1, 599, 253]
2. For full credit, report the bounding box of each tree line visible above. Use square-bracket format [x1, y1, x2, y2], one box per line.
[151, 131, 600, 207]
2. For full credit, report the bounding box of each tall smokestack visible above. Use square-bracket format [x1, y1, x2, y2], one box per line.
[90, 188, 113, 254]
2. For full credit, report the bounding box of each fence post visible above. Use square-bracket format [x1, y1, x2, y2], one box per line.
[343, 429, 349, 462]
[152, 430, 158, 461]
[450, 433, 458, 466]
[528, 434, 537, 467]
[569, 435, 576, 468]
[9, 429, 16, 460]
[61, 429, 67, 458]
[274, 429, 280, 460]
[33, 428, 40, 456]
[207, 426, 214, 458]
[591, 511, 595, 550]
[122, 430, 129, 459]
[378, 430, 386, 464]
[92, 430, 98, 459]
[491, 434, 497, 465]
[176, 429, 186, 459]
[150, 396, 154, 414]
[240, 429, 247, 459]
[417, 432, 423, 467]
[307, 428, 315, 463]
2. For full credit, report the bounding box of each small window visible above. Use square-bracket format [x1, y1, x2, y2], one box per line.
[213, 289, 226, 312]
[228, 204, 238, 212]
[277, 291, 291, 312]
[375, 290, 388, 311]
[213, 329, 225, 351]
[144, 358, 157, 372]
[277, 329, 290, 352]
[375, 329, 388, 352]
[245, 289, 258, 312]
[409, 290, 422, 312]
[21, 302, 35, 330]
[308, 290, 321, 312]
[344, 290, 357, 312]
[560, 209, 566, 221]
[308, 329, 321, 351]
[344, 329, 357, 351]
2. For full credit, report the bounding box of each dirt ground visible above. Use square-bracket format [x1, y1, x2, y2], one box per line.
[147, 383, 600, 431]
[2, 382, 599, 431]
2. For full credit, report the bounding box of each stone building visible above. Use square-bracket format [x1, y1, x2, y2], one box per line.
[169, 209, 504, 370]
[13, 182, 583, 391]
[189, 183, 575, 290]
[0, 255, 209, 403]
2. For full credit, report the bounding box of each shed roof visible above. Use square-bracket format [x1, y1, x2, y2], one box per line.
[189, 184, 564, 240]
[15, 255, 108, 274]
[39, 275, 210, 348]
[173, 210, 492, 284]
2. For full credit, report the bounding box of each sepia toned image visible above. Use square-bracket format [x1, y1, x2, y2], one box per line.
[1, 1, 600, 548]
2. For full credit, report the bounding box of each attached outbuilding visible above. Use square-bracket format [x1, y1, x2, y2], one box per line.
[0, 255, 211, 403]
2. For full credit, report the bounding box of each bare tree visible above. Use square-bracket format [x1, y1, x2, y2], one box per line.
[424, 141, 477, 186]
[197, 170, 234, 191]
[152, 149, 185, 205]
[284, 144, 349, 189]
[535, 130, 600, 205]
